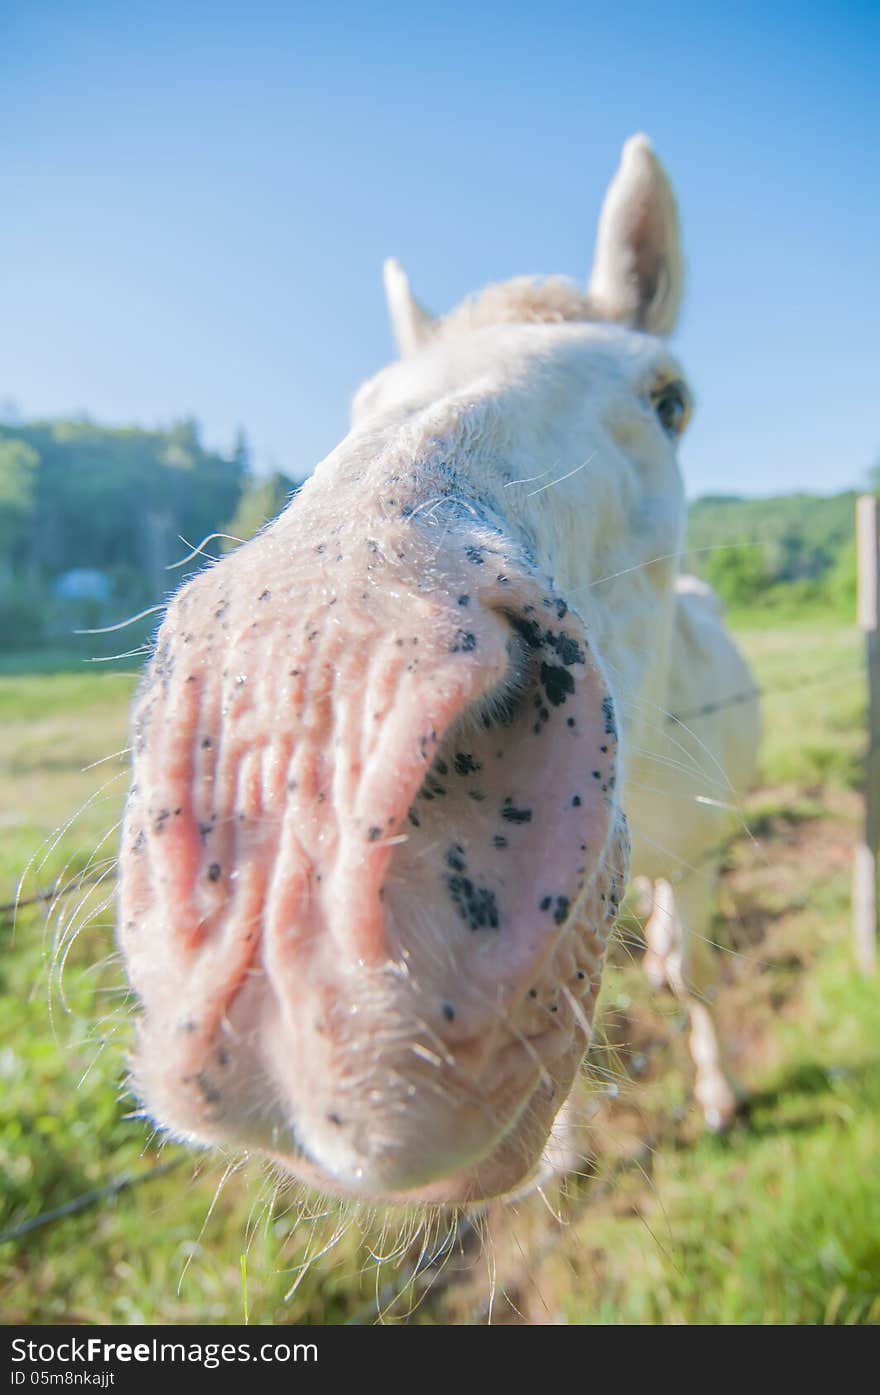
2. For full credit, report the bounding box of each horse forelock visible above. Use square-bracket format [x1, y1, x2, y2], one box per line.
[438, 275, 600, 338]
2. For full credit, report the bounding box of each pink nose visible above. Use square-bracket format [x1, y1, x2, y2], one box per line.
[117, 488, 624, 1201]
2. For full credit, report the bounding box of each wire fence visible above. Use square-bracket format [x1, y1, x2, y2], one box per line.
[0, 1160, 186, 1248]
[667, 656, 860, 726]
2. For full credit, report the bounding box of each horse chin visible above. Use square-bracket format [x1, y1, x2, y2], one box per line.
[270, 1041, 583, 1208]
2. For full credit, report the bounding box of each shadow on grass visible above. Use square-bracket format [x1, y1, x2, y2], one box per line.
[743, 800, 825, 840]
[722, 1060, 876, 1142]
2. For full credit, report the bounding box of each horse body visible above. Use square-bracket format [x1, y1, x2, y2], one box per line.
[116, 135, 758, 1204]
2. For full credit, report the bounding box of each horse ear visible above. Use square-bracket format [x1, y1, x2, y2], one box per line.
[383, 258, 435, 358]
[587, 134, 684, 337]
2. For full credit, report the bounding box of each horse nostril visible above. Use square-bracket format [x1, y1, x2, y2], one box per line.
[460, 599, 581, 735]
[459, 625, 532, 733]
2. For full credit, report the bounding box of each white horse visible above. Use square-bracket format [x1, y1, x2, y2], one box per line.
[117, 135, 759, 1207]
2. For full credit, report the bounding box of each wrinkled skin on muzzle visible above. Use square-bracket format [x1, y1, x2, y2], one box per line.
[118, 460, 629, 1205]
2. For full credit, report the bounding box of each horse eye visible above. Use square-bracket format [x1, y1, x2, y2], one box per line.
[653, 381, 689, 436]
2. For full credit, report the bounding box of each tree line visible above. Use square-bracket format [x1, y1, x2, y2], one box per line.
[0, 418, 297, 654]
[684, 487, 868, 616]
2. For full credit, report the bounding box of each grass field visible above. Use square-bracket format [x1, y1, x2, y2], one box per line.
[1, 616, 878, 1325]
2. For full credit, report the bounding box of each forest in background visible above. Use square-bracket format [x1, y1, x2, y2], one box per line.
[0, 415, 871, 659]
[0, 418, 296, 657]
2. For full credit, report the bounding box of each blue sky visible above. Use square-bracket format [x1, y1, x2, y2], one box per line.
[2, 1, 877, 499]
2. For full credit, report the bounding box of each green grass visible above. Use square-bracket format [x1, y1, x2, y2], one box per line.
[1, 613, 877, 1324]
[738, 618, 863, 788]
[0, 671, 137, 927]
[554, 938, 880, 1325]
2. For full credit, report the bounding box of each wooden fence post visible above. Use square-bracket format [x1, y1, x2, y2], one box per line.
[854, 494, 879, 974]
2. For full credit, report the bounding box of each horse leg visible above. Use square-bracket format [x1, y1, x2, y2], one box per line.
[645, 874, 739, 1131]
[640, 875, 681, 992]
